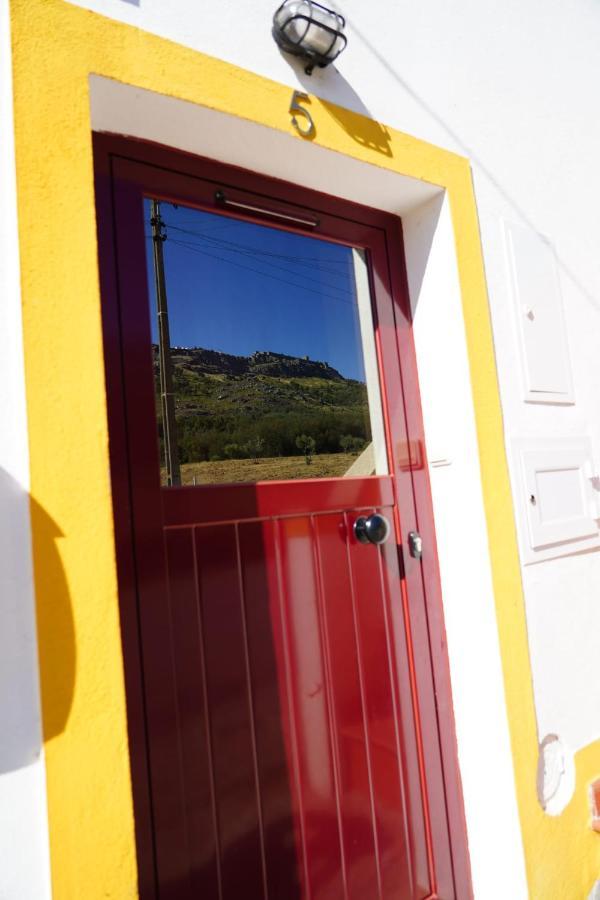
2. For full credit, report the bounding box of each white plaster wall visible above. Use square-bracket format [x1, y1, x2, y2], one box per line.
[404, 195, 530, 899]
[0, 2, 52, 898]
[35, 0, 600, 892]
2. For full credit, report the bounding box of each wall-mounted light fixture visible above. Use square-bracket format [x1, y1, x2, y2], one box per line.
[272, 1, 347, 75]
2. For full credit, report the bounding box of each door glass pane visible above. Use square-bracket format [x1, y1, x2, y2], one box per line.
[144, 197, 388, 486]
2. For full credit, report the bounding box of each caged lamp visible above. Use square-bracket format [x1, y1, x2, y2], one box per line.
[272, 1, 347, 74]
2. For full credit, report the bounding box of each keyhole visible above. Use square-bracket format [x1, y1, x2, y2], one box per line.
[530, 494, 537, 505]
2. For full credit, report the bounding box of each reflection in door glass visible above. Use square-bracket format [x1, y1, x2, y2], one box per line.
[144, 198, 388, 486]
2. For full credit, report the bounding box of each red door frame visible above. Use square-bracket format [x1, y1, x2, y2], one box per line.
[93, 133, 472, 899]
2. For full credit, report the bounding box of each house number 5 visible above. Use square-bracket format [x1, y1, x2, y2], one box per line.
[289, 91, 315, 138]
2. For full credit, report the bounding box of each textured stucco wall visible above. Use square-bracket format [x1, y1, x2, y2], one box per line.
[7, 0, 600, 896]
[0, 2, 51, 897]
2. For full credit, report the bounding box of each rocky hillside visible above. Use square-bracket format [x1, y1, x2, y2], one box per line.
[152, 345, 370, 463]
[167, 346, 344, 381]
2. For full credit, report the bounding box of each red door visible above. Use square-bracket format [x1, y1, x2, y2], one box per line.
[94, 136, 470, 900]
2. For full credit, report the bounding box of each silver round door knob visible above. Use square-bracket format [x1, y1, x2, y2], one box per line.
[354, 513, 390, 546]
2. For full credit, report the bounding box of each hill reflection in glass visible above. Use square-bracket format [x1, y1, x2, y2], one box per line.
[144, 198, 383, 485]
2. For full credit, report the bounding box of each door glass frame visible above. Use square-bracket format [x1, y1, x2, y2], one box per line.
[141, 193, 390, 488]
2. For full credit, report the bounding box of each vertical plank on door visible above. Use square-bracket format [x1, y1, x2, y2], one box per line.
[194, 523, 266, 899]
[275, 515, 345, 900]
[313, 513, 380, 900]
[379, 538, 431, 898]
[238, 521, 302, 899]
[165, 526, 220, 896]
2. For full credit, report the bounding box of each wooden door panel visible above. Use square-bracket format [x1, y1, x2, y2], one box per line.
[163, 503, 427, 899]
[165, 522, 290, 899]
